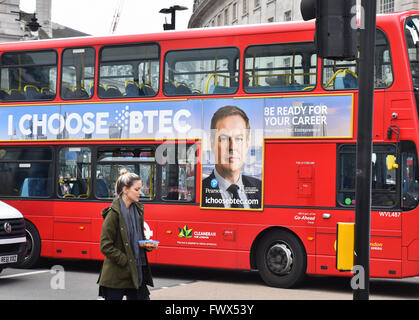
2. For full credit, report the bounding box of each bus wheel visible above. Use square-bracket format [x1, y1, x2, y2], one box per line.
[256, 230, 306, 288]
[18, 220, 41, 269]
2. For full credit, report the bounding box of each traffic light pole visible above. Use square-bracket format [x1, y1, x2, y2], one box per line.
[353, 0, 377, 300]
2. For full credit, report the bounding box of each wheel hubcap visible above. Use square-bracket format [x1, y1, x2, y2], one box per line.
[266, 243, 293, 275]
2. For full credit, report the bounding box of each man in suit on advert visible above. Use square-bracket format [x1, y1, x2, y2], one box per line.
[202, 105, 262, 209]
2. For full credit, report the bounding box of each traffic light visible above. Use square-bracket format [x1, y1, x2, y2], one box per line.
[301, 0, 357, 60]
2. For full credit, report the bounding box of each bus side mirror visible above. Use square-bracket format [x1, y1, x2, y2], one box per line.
[386, 155, 399, 171]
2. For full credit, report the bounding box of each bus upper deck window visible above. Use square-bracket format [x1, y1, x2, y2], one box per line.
[244, 42, 317, 93]
[98, 43, 160, 99]
[61, 47, 95, 100]
[164, 47, 240, 96]
[322, 29, 393, 90]
[0, 50, 57, 102]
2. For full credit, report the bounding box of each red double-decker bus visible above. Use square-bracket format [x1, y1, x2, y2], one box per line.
[0, 11, 418, 288]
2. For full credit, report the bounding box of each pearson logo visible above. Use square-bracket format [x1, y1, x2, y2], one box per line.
[178, 225, 193, 238]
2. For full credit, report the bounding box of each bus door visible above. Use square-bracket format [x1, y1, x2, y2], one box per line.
[53, 146, 93, 259]
[334, 143, 413, 277]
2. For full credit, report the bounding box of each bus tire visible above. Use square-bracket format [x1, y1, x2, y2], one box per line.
[256, 230, 306, 288]
[18, 220, 41, 269]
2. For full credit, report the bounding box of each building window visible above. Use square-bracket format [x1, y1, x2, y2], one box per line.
[243, 0, 248, 14]
[284, 10, 292, 21]
[233, 2, 238, 21]
[224, 7, 229, 25]
[380, 0, 394, 13]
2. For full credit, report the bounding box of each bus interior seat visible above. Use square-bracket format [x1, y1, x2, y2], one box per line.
[334, 77, 345, 89]
[41, 87, 55, 99]
[96, 179, 109, 198]
[175, 83, 192, 95]
[245, 84, 305, 93]
[97, 85, 106, 97]
[0, 89, 9, 100]
[20, 178, 48, 197]
[142, 84, 155, 96]
[61, 86, 74, 99]
[165, 191, 179, 200]
[125, 82, 140, 97]
[209, 85, 237, 94]
[24, 85, 43, 100]
[69, 180, 88, 197]
[164, 82, 177, 95]
[9, 89, 25, 100]
[102, 87, 123, 98]
[343, 73, 358, 89]
[74, 87, 89, 99]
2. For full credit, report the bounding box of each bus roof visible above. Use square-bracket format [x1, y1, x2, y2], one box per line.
[0, 10, 417, 52]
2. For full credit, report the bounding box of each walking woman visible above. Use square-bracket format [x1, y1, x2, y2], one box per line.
[98, 172, 155, 300]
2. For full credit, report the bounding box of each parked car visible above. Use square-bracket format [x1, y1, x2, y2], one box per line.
[0, 201, 26, 273]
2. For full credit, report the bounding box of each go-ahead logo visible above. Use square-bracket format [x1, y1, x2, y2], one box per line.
[178, 225, 193, 238]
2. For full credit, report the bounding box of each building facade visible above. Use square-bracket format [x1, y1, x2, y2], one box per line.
[189, 0, 419, 28]
[0, 0, 88, 43]
[0, 0, 24, 42]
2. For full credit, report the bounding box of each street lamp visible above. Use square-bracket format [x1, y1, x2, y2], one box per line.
[159, 5, 188, 30]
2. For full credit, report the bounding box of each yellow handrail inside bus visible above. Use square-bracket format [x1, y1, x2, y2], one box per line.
[324, 68, 358, 88]
[205, 73, 238, 94]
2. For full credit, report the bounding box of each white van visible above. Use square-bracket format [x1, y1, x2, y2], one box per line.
[0, 201, 26, 273]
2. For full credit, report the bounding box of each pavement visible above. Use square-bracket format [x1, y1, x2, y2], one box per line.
[150, 277, 419, 300]
[150, 280, 350, 300]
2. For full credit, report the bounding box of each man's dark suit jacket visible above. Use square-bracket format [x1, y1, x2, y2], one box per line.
[201, 170, 262, 209]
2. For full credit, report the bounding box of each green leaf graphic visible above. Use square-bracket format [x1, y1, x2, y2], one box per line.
[178, 225, 192, 238]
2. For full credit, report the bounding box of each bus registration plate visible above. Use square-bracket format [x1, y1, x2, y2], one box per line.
[0, 255, 17, 264]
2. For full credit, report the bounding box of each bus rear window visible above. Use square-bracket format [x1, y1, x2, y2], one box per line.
[322, 29, 393, 90]
[164, 47, 240, 96]
[244, 42, 317, 93]
[0, 50, 57, 101]
[99, 43, 160, 98]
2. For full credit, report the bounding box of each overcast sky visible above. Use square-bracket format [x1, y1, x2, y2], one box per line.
[20, 0, 194, 36]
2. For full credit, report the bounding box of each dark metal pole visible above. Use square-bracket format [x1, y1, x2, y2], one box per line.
[171, 10, 176, 30]
[353, 0, 377, 300]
